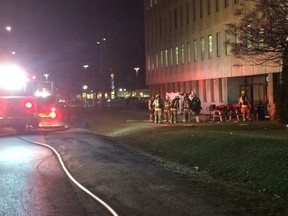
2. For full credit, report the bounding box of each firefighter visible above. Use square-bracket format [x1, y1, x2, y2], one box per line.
[191, 92, 202, 123]
[153, 94, 163, 123]
[163, 95, 171, 122]
[148, 96, 155, 122]
[182, 93, 192, 123]
[238, 90, 251, 121]
[170, 96, 180, 123]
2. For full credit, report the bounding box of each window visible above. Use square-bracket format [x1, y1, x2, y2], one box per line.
[169, 12, 172, 32]
[224, 0, 229, 8]
[216, 32, 221, 57]
[175, 46, 179, 65]
[180, 5, 183, 27]
[199, 0, 203, 18]
[225, 31, 231, 55]
[174, 8, 178, 29]
[192, 0, 196, 21]
[170, 47, 173, 66]
[159, 17, 162, 36]
[207, 0, 211, 15]
[208, 35, 213, 59]
[147, 55, 151, 71]
[187, 41, 191, 63]
[155, 52, 159, 69]
[203, 80, 207, 102]
[160, 50, 164, 68]
[181, 44, 185, 64]
[201, 37, 205, 60]
[219, 78, 223, 102]
[193, 39, 198, 61]
[216, 0, 220, 12]
[165, 49, 168, 67]
[186, 2, 190, 24]
[210, 79, 215, 102]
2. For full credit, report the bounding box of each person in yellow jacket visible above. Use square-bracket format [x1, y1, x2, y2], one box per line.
[238, 90, 251, 121]
[170, 96, 180, 123]
[153, 94, 163, 123]
[182, 93, 192, 123]
[163, 95, 171, 122]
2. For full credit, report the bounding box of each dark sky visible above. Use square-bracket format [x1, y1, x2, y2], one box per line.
[0, 0, 145, 93]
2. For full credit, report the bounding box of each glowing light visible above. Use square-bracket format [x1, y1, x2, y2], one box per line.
[0, 64, 27, 90]
[34, 89, 51, 98]
[49, 111, 57, 119]
[25, 101, 33, 109]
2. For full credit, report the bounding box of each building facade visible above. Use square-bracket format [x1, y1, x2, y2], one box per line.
[144, 0, 281, 119]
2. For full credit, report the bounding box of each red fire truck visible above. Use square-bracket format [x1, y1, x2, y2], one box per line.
[0, 63, 64, 131]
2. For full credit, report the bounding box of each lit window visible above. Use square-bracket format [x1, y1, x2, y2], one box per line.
[208, 35, 213, 59]
[216, 32, 221, 57]
[201, 37, 205, 60]
[175, 46, 179, 65]
[165, 49, 168, 67]
[160, 50, 164, 68]
[181, 44, 185, 64]
[225, 31, 231, 56]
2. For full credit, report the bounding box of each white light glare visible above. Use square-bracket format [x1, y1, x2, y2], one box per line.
[0, 64, 27, 90]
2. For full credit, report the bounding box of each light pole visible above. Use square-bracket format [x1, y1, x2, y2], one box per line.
[97, 38, 108, 102]
[134, 67, 140, 90]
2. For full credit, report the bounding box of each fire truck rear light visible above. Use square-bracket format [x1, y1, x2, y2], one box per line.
[50, 111, 57, 119]
[25, 102, 33, 109]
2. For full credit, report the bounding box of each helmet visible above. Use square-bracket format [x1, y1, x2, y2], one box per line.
[155, 94, 160, 98]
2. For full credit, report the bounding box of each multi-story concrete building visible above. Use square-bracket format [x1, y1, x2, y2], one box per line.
[144, 0, 281, 119]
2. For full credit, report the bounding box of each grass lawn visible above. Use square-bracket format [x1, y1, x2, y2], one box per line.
[75, 105, 288, 215]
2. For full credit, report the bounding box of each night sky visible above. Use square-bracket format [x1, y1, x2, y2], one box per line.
[0, 0, 145, 94]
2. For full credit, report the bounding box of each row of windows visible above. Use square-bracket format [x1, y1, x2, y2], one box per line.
[147, 31, 232, 71]
[146, 0, 240, 44]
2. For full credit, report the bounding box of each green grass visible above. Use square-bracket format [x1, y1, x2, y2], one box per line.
[76, 105, 288, 214]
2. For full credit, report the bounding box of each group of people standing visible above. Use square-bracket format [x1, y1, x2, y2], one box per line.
[148, 92, 202, 124]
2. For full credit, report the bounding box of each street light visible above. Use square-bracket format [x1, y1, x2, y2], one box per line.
[5, 26, 12, 32]
[44, 74, 49, 80]
[134, 67, 140, 79]
[134, 67, 140, 90]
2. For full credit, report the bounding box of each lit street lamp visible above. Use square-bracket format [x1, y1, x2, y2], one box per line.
[134, 67, 140, 79]
[134, 67, 140, 90]
[5, 26, 12, 32]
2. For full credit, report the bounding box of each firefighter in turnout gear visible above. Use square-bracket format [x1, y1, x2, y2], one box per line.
[163, 95, 171, 122]
[191, 92, 202, 123]
[148, 96, 155, 122]
[153, 94, 163, 124]
[182, 93, 192, 123]
[238, 90, 251, 121]
[170, 96, 180, 123]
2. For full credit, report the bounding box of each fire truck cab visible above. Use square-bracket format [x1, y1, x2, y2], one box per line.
[0, 64, 39, 131]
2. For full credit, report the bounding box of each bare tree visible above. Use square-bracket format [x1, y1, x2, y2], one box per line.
[225, 0, 288, 123]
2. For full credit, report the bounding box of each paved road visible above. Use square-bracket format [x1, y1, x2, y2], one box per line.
[0, 135, 95, 216]
[44, 128, 257, 216]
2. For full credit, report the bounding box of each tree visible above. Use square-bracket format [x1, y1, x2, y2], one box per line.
[225, 0, 288, 123]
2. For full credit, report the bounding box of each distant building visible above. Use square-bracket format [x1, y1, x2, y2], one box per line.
[143, 0, 280, 119]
